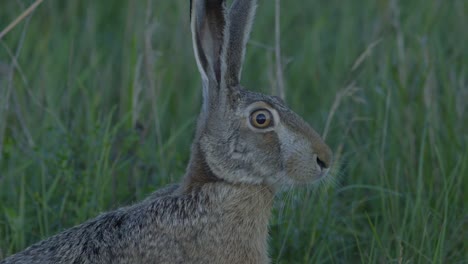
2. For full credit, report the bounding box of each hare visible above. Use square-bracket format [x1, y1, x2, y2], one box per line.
[1, 0, 332, 263]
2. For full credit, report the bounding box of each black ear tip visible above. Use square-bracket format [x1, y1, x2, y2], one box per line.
[190, 0, 192, 20]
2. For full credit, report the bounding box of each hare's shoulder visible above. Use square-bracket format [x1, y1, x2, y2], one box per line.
[0, 184, 187, 263]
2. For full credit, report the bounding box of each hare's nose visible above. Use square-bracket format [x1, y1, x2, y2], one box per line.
[315, 146, 332, 170]
[316, 156, 328, 169]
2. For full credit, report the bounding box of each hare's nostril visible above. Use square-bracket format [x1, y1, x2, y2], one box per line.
[316, 156, 328, 170]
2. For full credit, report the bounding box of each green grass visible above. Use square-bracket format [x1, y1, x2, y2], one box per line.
[0, 0, 466, 263]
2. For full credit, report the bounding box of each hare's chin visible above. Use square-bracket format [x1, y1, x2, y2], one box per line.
[288, 170, 329, 186]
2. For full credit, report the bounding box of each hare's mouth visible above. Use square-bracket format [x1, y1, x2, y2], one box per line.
[281, 170, 326, 186]
[318, 168, 331, 180]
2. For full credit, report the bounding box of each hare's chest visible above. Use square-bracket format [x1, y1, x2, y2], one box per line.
[184, 217, 270, 263]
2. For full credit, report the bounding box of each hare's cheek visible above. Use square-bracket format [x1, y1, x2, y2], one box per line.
[285, 156, 311, 182]
[258, 132, 280, 153]
[282, 146, 319, 183]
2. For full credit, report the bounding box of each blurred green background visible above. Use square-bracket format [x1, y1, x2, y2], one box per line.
[0, 0, 466, 263]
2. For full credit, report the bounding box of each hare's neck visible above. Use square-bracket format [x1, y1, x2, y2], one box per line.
[181, 143, 275, 217]
[213, 182, 274, 230]
[181, 142, 222, 192]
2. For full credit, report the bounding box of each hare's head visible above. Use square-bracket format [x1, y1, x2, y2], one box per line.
[190, 0, 332, 189]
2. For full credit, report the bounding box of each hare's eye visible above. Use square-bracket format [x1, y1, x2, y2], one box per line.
[250, 109, 273, 129]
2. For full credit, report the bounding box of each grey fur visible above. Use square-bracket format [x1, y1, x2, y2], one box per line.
[2, 0, 332, 263]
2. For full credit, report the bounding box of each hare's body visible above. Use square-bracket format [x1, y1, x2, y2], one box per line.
[4, 183, 273, 264]
[2, 0, 333, 263]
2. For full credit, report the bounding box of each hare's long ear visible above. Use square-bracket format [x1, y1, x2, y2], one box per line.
[221, 0, 257, 88]
[191, 0, 226, 110]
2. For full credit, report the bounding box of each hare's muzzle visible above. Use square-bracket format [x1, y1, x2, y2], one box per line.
[315, 146, 332, 170]
[312, 138, 333, 176]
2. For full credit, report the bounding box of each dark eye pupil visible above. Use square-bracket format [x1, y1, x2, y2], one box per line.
[256, 113, 266, 124]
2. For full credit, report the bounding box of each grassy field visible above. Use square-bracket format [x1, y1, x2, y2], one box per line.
[0, 0, 467, 263]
